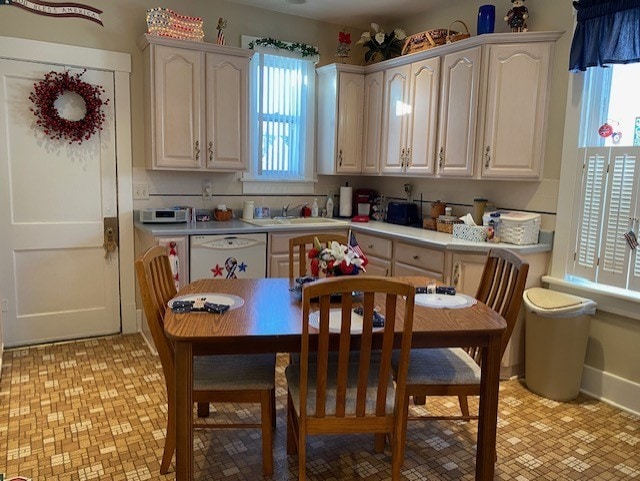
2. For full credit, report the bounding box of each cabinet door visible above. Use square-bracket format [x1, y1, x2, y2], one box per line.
[153, 46, 204, 169]
[437, 47, 481, 177]
[393, 261, 444, 281]
[336, 72, 365, 173]
[381, 65, 410, 174]
[450, 252, 487, 296]
[480, 43, 552, 179]
[269, 253, 295, 278]
[362, 71, 383, 174]
[205, 53, 248, 171]
[362, 255, 391, 277]
[406, 57, 439, 175]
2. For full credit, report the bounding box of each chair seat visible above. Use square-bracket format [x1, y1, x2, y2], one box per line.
[285, 362, 395, 416]
[194, 354, 276, 391]
[393, 348, 481, 385]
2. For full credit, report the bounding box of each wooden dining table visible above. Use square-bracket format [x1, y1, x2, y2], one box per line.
[163, 276, 506, 481]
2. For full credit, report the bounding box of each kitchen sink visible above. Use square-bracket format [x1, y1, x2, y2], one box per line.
[241, 217, 349, 227]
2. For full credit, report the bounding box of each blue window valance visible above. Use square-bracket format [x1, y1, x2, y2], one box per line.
[570, 0, 640, 71]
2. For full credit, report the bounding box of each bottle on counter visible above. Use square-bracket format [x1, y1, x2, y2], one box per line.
[325, 195, 334, 218]
[311, 198, 319, 217]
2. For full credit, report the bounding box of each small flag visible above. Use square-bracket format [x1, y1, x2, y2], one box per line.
[349, 231, 367, 265]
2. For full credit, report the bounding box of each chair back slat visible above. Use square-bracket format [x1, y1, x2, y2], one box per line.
[135, 245, 178, 387]
[475, 248, 529, 356]
[289, 234, 349, 280]
[300, 277, 415, 425]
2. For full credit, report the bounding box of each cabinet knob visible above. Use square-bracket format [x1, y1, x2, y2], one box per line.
[195, 140, 200, 161]
[413, 255, 419, 260]
[484, 146, 491, 168]
[208, 141, 213, 162]
[368, 244, 374, 249]
[339, 149, 343, 166]
[439, 147, 444, 168]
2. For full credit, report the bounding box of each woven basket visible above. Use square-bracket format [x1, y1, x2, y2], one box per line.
[213, 208, 233, 221]
[436, 218, 463, 234]
[423, 218, 437, 230]
[446, 20, 471, 44]
[402, 28, 449, 55]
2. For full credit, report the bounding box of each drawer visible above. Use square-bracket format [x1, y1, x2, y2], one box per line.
[394, 241, 444, 273]
[354, 232, 393, 260]
[269, 230, 347, 254]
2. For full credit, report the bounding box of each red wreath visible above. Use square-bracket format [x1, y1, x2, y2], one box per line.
[29, 70, 109, 144]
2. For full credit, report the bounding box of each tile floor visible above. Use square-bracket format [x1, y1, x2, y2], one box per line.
[0, 334, 638, 480]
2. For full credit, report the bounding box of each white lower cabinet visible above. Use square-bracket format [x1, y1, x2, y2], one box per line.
[268, 230, 348, 278]
[449, 251, 487, 295]
[353, 231, 392, 277]
[393, 241, 445, 280]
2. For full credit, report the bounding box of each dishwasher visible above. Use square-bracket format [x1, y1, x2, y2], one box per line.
[190, 233, 267, 281]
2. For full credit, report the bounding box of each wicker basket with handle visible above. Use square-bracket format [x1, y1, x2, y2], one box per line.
[446, 20, 471, 44]
[402, 28, 449, 55]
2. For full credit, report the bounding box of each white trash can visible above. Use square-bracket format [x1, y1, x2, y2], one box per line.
[523, 287, 596, 401]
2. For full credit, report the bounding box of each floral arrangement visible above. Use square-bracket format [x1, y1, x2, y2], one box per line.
[29, 70, 109, 144]
[308, 237, 367, 277]
[357, 23, 406, 63]
[336, 29, 351, 59]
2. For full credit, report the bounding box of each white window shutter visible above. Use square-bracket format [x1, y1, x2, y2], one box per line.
[573, 147, 608, 282]
[598, 149, 639, 287]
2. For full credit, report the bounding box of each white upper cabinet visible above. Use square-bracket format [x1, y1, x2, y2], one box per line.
[316, 31, 561, 180]
[151, 45, 204, 169]
[381, 57, 440, 176]
[317, 64, 365, 174]
[437, 46, 481, 177]
[362, 71, 384, 174]
[205, 52, 248, 170]
[478, 42, 553, 179]
[139, 35, 252, 171]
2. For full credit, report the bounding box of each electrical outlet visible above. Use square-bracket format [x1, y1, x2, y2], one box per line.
[133, 183, 150, 200]
[202, 179, 213, 200]
[1, 299, 8, 312]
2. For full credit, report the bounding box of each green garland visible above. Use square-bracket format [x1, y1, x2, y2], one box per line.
[248, 37, 319, 58]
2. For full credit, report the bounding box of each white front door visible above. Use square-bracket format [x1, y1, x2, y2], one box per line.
[0, 58, 120, 346]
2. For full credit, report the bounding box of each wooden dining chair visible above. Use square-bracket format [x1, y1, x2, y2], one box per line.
[288, 233, 348, 280]
[393, 248, 528, 452]
[135, 245, 276, 476]
[285, 276, 416, 481]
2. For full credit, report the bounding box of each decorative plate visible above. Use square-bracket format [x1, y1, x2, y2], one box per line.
[308, 308, 384, 334]
[414, 293, 477, 309]
[168, 293, 244, 311]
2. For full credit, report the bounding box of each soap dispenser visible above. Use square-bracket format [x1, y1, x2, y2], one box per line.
[325, 194, 334, 218]
[311, 198, 319, 217]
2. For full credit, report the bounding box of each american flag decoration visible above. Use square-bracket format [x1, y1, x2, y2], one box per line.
[349, 231, 368, 266]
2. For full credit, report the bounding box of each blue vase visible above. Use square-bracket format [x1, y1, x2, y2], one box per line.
[477, 5, 496, 35]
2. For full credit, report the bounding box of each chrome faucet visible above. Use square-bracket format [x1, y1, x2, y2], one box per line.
[282, 202, 308, 218]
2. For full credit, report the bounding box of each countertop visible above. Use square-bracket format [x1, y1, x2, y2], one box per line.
[135, 218, 552, 255]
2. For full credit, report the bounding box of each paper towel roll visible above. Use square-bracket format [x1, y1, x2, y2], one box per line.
[339, 186, 353, 217]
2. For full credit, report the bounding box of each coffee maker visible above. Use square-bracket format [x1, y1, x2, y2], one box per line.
[353, 189, 378, 222]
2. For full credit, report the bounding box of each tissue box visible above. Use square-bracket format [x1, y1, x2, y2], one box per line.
[452, 224, 489, 242]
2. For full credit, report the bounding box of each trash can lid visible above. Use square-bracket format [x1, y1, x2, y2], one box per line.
[523, 287, 597, 317]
